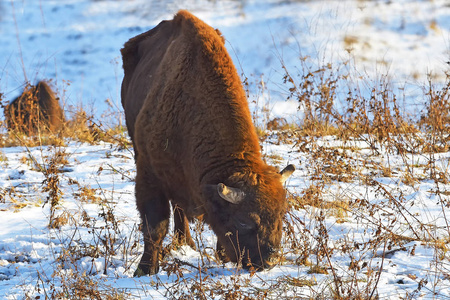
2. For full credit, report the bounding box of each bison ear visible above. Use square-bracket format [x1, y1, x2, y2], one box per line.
[217, 183, 245, 204]
[280, 164, 295, 184]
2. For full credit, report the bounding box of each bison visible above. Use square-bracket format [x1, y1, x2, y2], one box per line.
[4, 81, 65, 135]
[121, 10, 295, 276]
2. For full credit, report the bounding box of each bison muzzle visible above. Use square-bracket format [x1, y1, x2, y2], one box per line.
[121, 10, 294, 276]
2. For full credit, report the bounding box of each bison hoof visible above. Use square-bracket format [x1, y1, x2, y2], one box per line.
[134, 263, 159, 277]
[173, 234, 196, 250]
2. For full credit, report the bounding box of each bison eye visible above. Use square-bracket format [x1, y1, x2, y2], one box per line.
[238, 221, 255, 232]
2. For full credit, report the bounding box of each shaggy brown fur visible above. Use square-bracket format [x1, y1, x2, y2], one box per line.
[121, 10, 294, 276]
[4, 81, 65, 135]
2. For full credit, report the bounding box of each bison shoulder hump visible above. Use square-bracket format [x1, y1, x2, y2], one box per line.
[174, 10, 225, 44]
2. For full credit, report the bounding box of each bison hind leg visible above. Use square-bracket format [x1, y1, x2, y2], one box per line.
[172, 204, 196, 249]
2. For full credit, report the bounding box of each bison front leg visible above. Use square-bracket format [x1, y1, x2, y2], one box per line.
[173, 204, 196, 249]
[215, 240, 230, 263]
[134, 169, 170, 276]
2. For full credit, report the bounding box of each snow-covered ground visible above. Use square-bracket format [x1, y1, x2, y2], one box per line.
[0, 137, 449, 299]
[1, 0, 450, 299]
[0, 0, 449, 121]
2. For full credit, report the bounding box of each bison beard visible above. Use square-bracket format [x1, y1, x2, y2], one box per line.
[120, 10, 295, 276]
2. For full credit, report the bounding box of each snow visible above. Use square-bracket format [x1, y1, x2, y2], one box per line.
[1, 0, 449, 120]
[0, 138, 449, 298]
[1, 0, 450, 299]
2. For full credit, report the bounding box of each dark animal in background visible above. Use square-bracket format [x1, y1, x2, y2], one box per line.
[267, 117, 289, 131]
[4, 81, 65, 135]
[121, 10, 295, 276]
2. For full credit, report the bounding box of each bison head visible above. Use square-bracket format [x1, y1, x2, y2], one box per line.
[204, 164, 295, 270]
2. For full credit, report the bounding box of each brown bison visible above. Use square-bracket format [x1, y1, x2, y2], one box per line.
[4, 81, 65, 135]
[121, 10, 295, 276]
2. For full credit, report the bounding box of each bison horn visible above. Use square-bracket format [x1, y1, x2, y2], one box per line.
[217, 183, 245, 204]
[280, 164, 295, 184]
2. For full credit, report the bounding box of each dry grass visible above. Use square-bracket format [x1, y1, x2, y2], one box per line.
[1, 82, 130, 149]
[1, 58, 450, 299]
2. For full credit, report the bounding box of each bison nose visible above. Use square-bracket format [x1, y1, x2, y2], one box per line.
[262, 257, 277, 270]
[263, 247, 280, 269]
